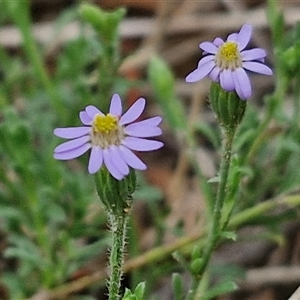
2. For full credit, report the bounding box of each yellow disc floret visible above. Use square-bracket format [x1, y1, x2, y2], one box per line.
[93, 114, 118, 134]
[215, 42, 242, 70]
[91, 114, 124, 148]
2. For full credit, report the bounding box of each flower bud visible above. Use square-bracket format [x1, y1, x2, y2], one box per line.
[80, 4, 126, 43]
[94, 167, 136, 215]
[209, 82, 246, 132]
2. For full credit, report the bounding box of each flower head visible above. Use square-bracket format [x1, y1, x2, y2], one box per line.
[185, 24, 272, 100]
[54, 94, 163, 180]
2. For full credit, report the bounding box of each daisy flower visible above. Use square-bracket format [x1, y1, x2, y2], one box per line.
[185, 24, 272, 100]
[54, 94, 163, 180]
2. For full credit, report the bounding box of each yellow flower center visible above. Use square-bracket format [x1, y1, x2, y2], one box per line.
[91, 114, 124, 148]
[215, 42, 242, 70]
[93, 114, 118, 134]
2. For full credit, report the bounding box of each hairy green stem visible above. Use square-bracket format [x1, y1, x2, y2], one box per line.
[189, 129, 235, 300]
[201, 129, 235, 269]
[108, 212, 128, 300]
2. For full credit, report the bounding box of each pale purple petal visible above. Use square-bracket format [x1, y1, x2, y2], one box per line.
[103, 149, 124, 180]
[242, 61, 273, 75]
[199, 41, 218, 54]
[119, 145, 146, 170]
[54, 127, 90, 139]
[88, 146, 103, 174]
[124, 124, 162, 137]
[198, 55, 215, 68]
[237, 24, 252, 51]
[109, 94, 122, 116]
[227, 33, 238, 42]
[209, 67, 221, 82]
[85, 105, 103, 119]
[133, 116, 162, 127]
[119, 98, 146, 126]
[232, 74, 243, 100]
[109, 145, 129, 176]
[185, 60, 215, 82]
[54, 143, 91, 160]
[241, 48, 266, 61]
[213, 37, 224, 47]
[54, 136, 90, 153]
[233, 68, 252, 100]
[122, 137, 163, 151]
[220, 69, 235, 91]
[80, 111, 92, 125]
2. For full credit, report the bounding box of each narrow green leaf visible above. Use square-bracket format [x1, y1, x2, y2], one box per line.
[172, 273, 184, 300]
[148, 56, 187, 130]
[204, 281, 238, 299]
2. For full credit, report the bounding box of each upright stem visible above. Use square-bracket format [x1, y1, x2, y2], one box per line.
[108, 212, 129, 300]
[94, 169, 136, 299]
[202, 129, 235, 269]
[191, 128, 235, 300]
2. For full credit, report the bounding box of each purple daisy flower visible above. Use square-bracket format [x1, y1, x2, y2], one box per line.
[54, 94, 163, 180]
[185, 24, 272, 100]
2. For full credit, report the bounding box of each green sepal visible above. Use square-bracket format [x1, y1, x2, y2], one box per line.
[209, 82, 246, 132]
[94, 168, 136, 215]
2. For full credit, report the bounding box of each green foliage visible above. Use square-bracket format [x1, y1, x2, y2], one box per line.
[203, 281, 238, 300]
[148, 56, 187, 130]
[1, 0, 300, 299]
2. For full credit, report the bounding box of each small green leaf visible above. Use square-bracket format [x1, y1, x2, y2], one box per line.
[207, 176, 220, 183]
[4, 247, 42, 268]
[204, 281, 238, 299]
[122, 282, 145, 300]
[191, 244, 202, 261]
[220, 231, 237, 241]
[191, 258, 203, 274]
[134, 282, 146, 298]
